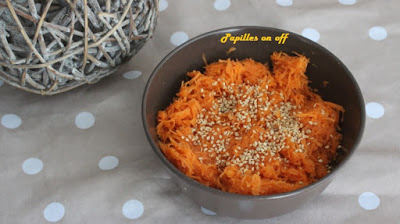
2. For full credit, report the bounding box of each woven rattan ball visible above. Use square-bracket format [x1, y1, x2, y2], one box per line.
[0, 0, 158, 95]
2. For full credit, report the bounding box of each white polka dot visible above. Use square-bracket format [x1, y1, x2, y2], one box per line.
[1, 114, 22, 129]
[201, 206, 216, 215]
[214, 0, 231, 11]
[98, 156, 119, 170]
[302, 28, 320, 42]
[75, 112, 95, 129]
[369, 26, 387, 41]
[358, 192, 380, 210]
[366, 102, 385, 119]
[0, 79, 4, 87]
[22, 158, 43, 175]
[43, 202, 65, 222]
[170, 31, 189, 46]
[159, 0, 168, 11]
[123, 71, 142, 79]
[275, 0, 293, 6]
[122, 200, 144, 219]
[339, 0, 356, 5]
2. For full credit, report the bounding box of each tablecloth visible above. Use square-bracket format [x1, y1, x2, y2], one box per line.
[1, 0, 399, 223]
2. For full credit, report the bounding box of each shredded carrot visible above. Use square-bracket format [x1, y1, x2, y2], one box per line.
[202, 53, 208, 66]
[226, 47, 237, 55]
[156, 52, 344, 195]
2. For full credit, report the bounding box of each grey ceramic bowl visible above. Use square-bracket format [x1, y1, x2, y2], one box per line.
[142, 26, 365, 219]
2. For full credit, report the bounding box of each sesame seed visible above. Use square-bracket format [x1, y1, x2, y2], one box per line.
[179, 76, 337, 176]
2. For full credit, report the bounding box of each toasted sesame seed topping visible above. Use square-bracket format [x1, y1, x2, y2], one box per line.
[180, 74, 341, 175]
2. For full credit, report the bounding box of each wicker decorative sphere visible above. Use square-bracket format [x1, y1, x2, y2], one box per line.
[0, 0, 158, 95]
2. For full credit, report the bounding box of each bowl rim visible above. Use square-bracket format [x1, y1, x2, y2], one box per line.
[142, 26, 365, 200]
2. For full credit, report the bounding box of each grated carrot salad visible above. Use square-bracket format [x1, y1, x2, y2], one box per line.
[156, 52, 344, 195]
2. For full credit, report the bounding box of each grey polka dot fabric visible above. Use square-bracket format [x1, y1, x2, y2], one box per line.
[0, 0, 399, 223]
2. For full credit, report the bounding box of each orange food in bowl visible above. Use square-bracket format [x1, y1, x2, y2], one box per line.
[156, 52, 344, 195]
